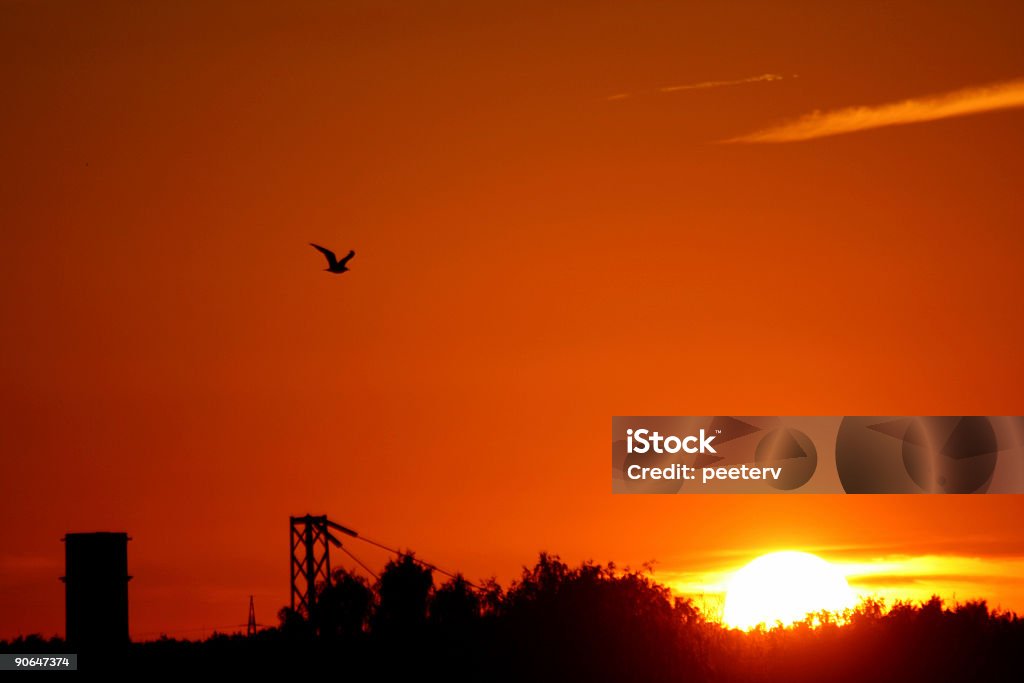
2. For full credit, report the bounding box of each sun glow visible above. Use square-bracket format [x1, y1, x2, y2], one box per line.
[723, 551, 857, 630]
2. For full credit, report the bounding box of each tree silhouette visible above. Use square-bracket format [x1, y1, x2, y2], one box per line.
[430, 574, 480, 630]
[370, 553, 433, 637]
[276, 606, 312, 640]
[495, 553, 704, 681]
[7, 552, 1024, 679]
[310, 568, 374, 641]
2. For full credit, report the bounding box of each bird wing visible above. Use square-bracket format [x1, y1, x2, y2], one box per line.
[338, 249, 356, 267]
[309, 243, 338, 267]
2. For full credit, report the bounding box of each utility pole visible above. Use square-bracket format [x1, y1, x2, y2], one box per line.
[247, 595, 256, 637]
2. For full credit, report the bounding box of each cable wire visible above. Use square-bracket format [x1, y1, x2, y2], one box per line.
[352, 533, 481, 589]
[338, 544, 380, 581]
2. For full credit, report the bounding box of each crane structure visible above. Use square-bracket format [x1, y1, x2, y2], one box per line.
[289, 514, 358, 615]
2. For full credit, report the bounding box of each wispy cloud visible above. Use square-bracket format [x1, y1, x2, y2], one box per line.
[727, 78, 1024, 143]
[660, 73, 784, 94]
[608, 73, 786, 101]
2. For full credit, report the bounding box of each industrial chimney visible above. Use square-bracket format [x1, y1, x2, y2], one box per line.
[61, 532, 131, 648]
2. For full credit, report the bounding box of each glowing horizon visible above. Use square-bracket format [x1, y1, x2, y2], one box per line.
[662, 549, 1024, 627]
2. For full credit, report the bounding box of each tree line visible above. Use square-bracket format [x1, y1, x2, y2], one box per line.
[4, 552, 1022, 680]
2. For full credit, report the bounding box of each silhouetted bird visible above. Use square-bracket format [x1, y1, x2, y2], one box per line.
[310, 243, 356, 274]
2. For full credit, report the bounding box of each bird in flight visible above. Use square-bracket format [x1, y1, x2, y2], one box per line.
[310, 243, 356, 274]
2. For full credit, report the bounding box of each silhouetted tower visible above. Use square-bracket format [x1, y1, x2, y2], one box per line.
[289, 515, 358, 616]
[247, 595, 256, 636]
[61, 532, 131, 648]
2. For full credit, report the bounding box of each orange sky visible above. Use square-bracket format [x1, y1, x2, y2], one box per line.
[2, 0, 1024, 639]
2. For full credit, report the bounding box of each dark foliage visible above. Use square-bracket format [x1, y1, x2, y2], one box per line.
[370, 552, 433, 637]
[309, 568, 373, 641]
[4, 553, 1022, 681]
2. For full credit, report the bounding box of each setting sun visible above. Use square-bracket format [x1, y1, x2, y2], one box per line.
[723, 551, 857, 630]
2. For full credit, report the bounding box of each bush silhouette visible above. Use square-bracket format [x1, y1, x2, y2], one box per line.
[310, 568, 373, 641]
[369, 552, 433, 638]
[5, 552, 1023, 680]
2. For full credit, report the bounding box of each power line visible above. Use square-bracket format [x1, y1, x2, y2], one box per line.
[290, 514, 485, 622]
[140, 517, 478, 641]
[352, 533, 480, 589]
[338, 545, 380, 581]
